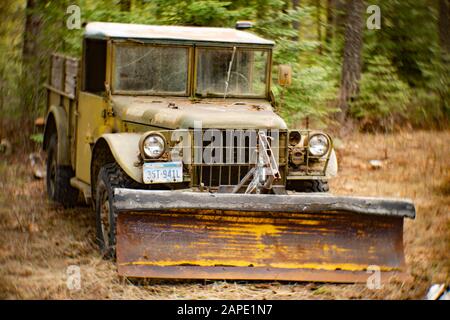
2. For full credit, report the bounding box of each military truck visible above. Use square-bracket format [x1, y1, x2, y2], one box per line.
[43, 22, 415, 282]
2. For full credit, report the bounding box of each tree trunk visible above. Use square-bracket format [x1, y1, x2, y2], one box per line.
[292, 0, 300, 40]
[438, 0, 450, 54]
[120, 0, 131, 12]
[334, 0, 347, 33]
[22, 0, 40, 60]
[325, 0, 335, 44]
[337, 0, 365, 124]
[21, 0, 42, 116]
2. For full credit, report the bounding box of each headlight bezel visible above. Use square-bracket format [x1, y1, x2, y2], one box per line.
[288, 130, 302, 146]
[307, 133, 330, 157]
[139, 131, 167, 160]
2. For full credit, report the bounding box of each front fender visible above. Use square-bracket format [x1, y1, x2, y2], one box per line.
[325, 149, 338, 177]
[95, 133, 143, 183]
[43, 105, 71, 166]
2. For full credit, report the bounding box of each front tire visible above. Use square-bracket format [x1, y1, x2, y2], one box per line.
[95, 162, 140, 258]
[46, 134, 79, 207]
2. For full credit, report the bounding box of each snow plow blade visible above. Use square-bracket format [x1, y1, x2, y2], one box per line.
[113, 189, 415, 283]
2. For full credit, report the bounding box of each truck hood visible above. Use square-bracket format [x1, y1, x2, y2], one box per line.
[111, 96, 287, 130]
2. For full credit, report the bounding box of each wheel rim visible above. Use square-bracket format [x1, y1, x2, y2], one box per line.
[100, 191, 111, 249]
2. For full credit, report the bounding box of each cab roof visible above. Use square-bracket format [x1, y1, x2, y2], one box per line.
[84, 22, 274, 47]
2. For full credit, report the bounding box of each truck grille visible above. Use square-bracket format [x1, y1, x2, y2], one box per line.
[196, 165, 253, 187]
[191, 129, 287, 189]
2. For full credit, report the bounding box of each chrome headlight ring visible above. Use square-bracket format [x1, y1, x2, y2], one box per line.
[140, 132, 167, 160]
[308, 133, 330, 157]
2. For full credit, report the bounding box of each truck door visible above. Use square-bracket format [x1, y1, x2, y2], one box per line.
[75, 39, 109, 184]
[75, 92, 107, 184]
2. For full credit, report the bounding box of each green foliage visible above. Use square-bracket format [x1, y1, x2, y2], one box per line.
[276, 63, 339, 127]
[368, 0, 440, 88]
[361, 0, 449, 129]
[405, 53, 450, 129]
[411, 51, 450, 127]
[30, 133, 44, 144]
[254, 5, 339, 127]
[152, 0, 241, 26]
[0, 0, 24, 118]
[350, 56, 410, 130]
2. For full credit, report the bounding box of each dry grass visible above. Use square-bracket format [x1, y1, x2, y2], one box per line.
[0, 130, 448, 299]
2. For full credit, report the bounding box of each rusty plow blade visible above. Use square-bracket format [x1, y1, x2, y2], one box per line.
[113, 189, 415, 283]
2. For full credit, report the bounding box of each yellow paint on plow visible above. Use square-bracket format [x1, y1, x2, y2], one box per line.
[120, 260, 400, 272]
[169, 218, 286, 250]
[322, 244, 350, 254]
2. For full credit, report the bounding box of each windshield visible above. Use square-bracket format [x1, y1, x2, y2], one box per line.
[113, 44, 188, 95]
[196, 48, 268, 98]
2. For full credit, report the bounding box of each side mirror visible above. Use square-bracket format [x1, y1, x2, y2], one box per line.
[277, 64, 292, 87]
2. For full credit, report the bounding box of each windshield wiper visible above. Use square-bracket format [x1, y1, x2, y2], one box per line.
[224, 46, 237, 100]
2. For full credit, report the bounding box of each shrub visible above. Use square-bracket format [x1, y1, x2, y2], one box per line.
[350, 56, 410, 131]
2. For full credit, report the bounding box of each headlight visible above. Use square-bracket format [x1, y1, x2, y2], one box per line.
[140, 132, 166, 159]
[308, 134, 329, 157]
[288, 131, 301, 146]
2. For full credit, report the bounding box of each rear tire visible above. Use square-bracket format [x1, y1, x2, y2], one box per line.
[287, 179, 329, 193]
[95, 162, 140, 259]
[46, 134, 79, 207]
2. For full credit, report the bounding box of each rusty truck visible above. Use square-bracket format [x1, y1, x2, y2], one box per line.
[43, 22, 415, 282]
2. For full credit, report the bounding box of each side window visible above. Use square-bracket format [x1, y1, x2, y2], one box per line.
[83, 39, 106, 93]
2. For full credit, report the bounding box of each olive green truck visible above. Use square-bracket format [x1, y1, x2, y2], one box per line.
[43, 22, 415, 282]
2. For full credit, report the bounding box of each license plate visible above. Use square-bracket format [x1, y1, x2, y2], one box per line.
[143, 161, 183, 184]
